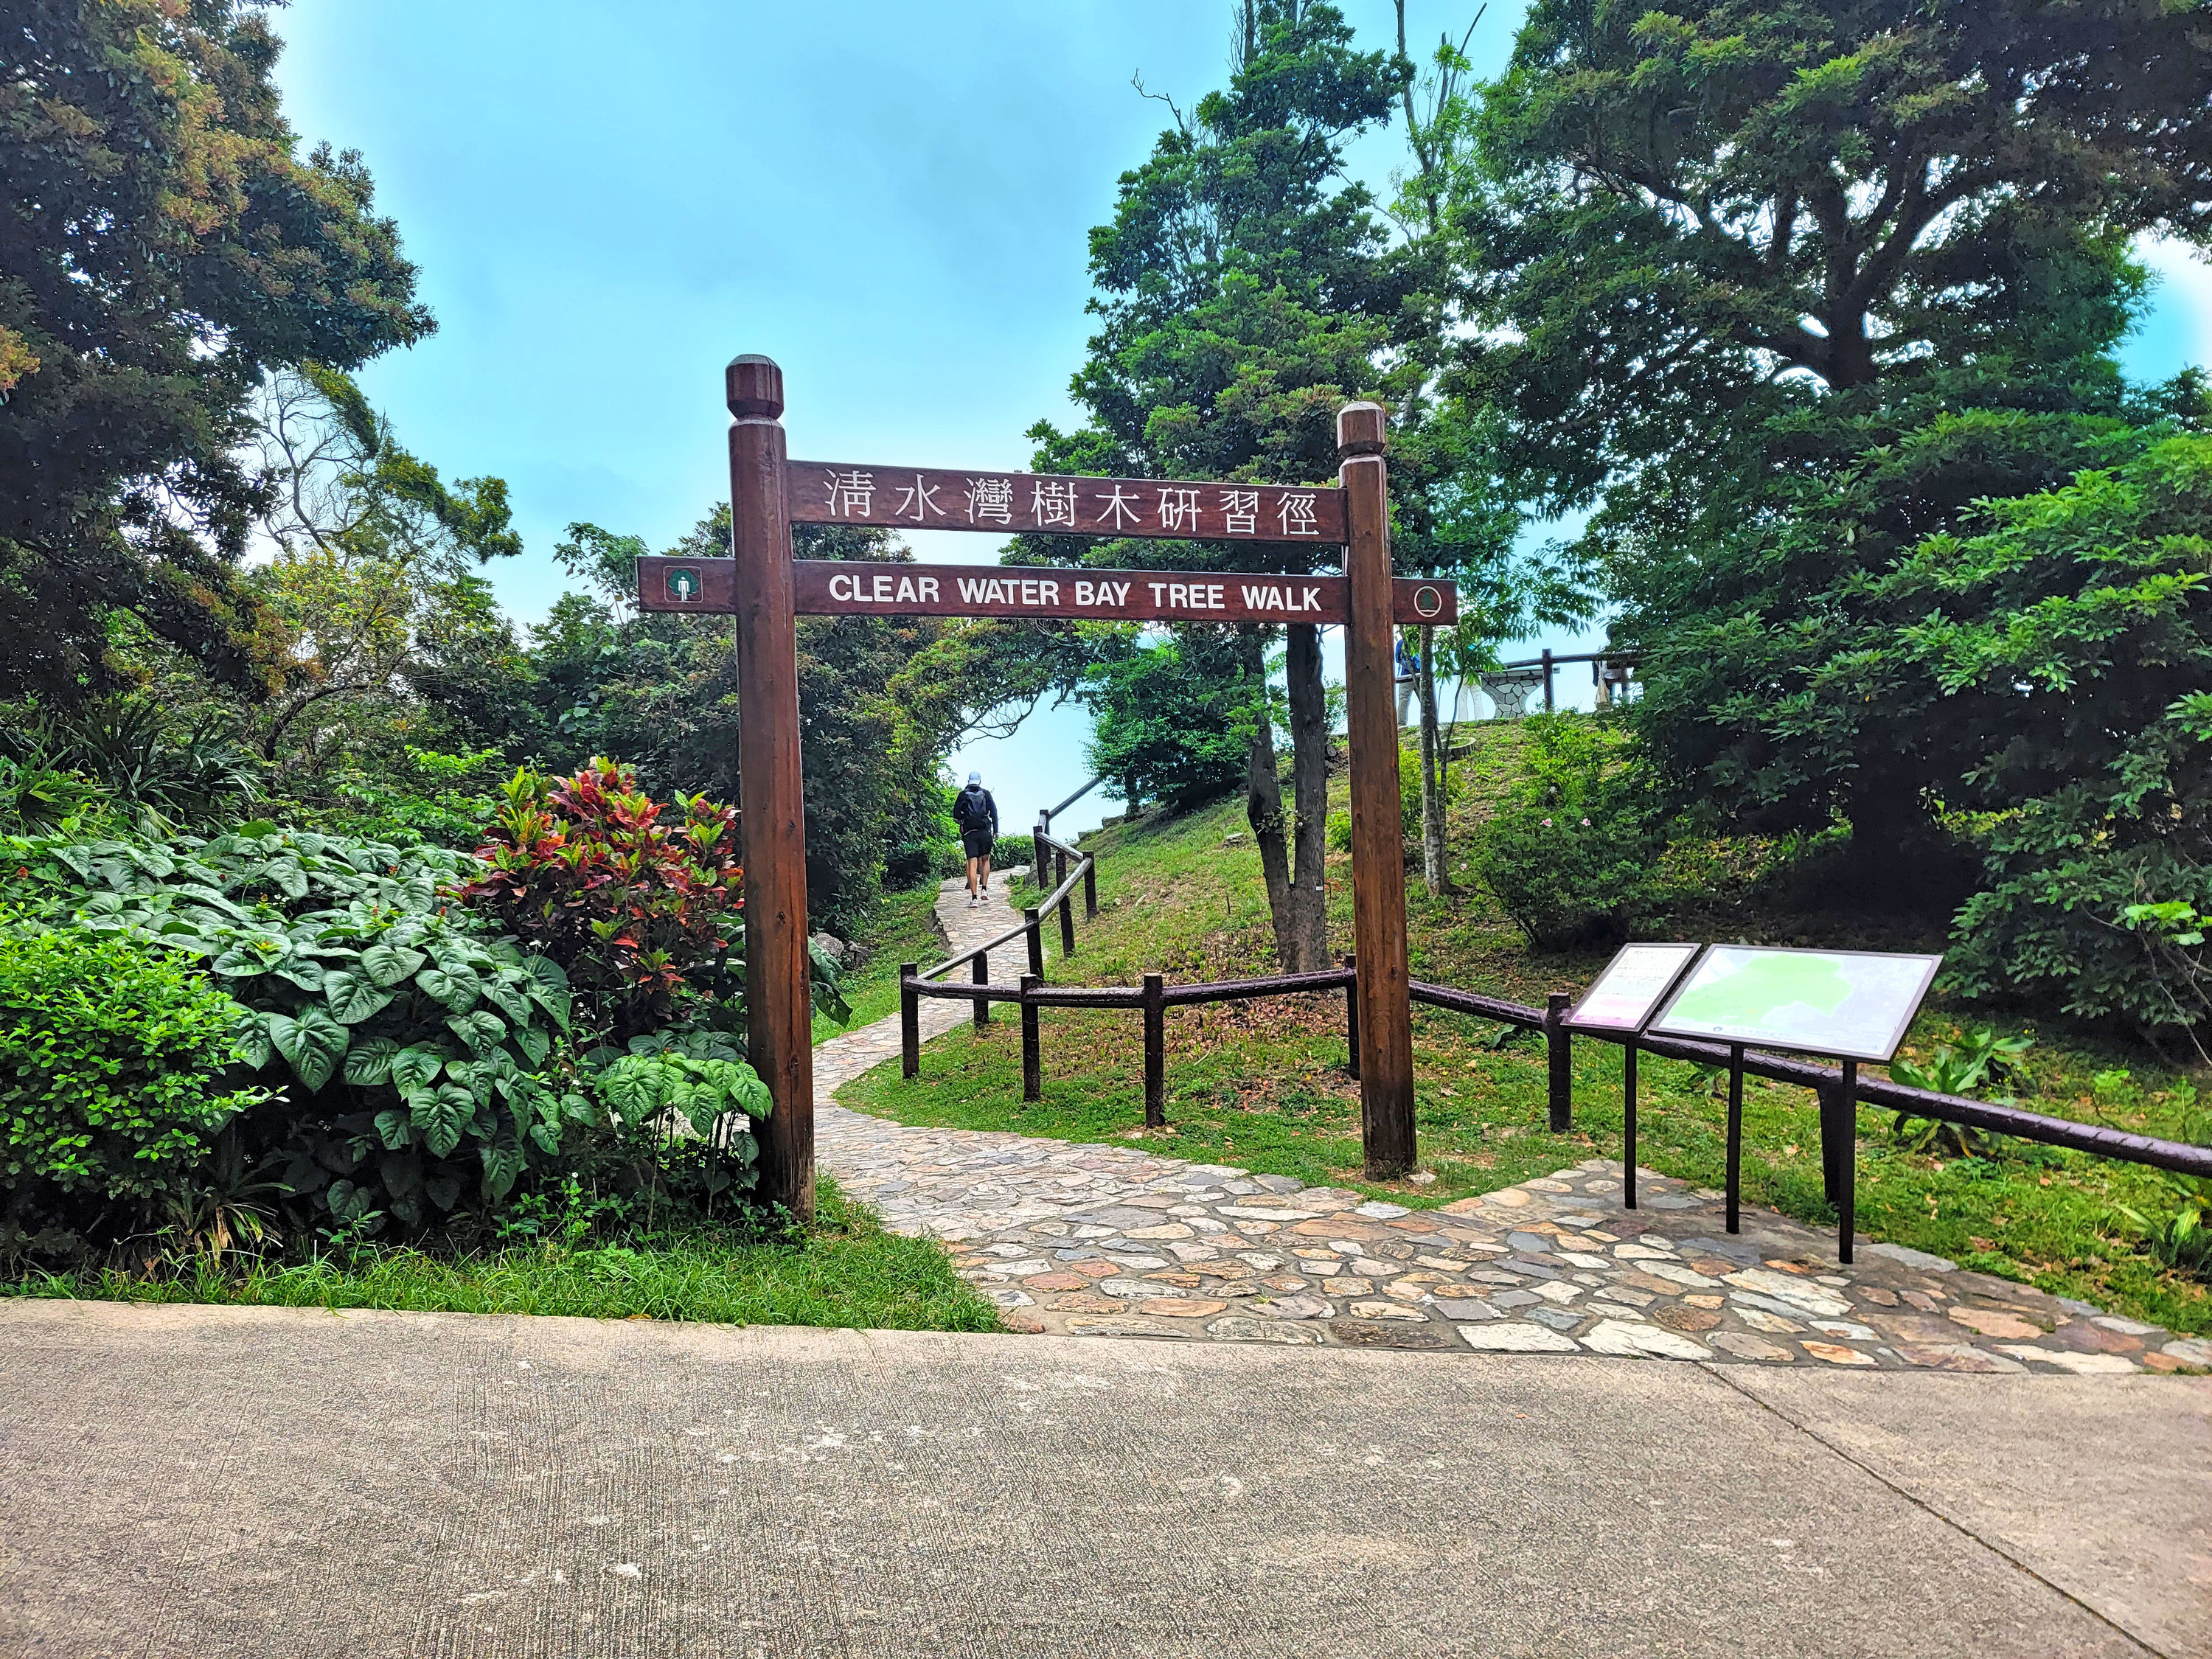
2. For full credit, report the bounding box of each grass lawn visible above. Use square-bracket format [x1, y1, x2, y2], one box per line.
[838, 734, 2212, 1339]
[8, 1178, 1003, 1333]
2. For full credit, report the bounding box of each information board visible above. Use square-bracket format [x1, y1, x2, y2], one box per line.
[1567, 942, 1703, 1033]
[1646, 945, 1943, 1063]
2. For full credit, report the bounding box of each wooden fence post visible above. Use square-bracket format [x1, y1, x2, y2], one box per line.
[1032, 826, 1048, 887]
[1545, 992, 1573, 1132]
[1024, 907, 1045, 978]
[1142, 973, 1165, 1127]
[727, 354, 814, 1222]
[1338, 401, 1416, 1179]
[1083, 859, 1098, 920]
[900, 963, 919, 1080]
[1342, 953, 1360, 1080]
[1542, 647, 1555, 712]
[1058, 878, 1077, 958]
[972, 949, 990, 1027]
[1020, 973, 1041, 1102]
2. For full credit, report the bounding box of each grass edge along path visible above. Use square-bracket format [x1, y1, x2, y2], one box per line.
[6, 1177, 1004, 1334]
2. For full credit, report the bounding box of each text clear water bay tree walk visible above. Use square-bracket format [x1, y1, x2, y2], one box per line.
[644, 355, 1454, 1218]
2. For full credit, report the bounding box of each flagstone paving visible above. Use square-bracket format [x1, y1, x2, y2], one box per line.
[815, 874, 2212, 1374]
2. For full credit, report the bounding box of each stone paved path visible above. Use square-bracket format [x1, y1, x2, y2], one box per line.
[815, 877, 2212, 1374]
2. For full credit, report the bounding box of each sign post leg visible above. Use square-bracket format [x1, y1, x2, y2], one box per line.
[1725, 1042, 1745, 1234]
[1338, 403, 1416, 1180]
[726, 355, 815, 1222]
[1837, 1060, 1858, 1265]
[1624, 1040, 1638, 1210]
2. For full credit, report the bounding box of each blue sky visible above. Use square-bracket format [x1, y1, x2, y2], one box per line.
[272, 1, 2212, 837]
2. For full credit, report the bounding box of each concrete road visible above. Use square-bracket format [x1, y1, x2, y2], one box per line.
[1, 1300, 2205, 1658]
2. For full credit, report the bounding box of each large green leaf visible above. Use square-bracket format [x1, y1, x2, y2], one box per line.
[323, 969, 395, 1026]
[372, 1107, 414, 1150]
[482, 972, 535, 1029]
[343, 1034, 403, 1087]
[414, 964, 481, 1010]
[359, 942, 427, 988]
[390, 1045, 445, 1096]
[446, 1009, 506, 1053]
[210, 939, 284, 978]
[480, 1135, 529, 1201]
[598, 1057, 666, 1119]
[511, 1022, 552, 1068]
[410, 1083, 474, 1158]
[265, 1007, 349, 1091]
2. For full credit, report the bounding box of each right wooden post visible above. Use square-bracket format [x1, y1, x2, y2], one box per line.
[1338, 403, 1416, 1179]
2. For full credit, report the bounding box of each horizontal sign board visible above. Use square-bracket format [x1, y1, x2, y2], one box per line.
[1646, 945, 1944, 1064]
[787, 459, 1349, 545]
[638, 557, 1456, 626]
[1568, 942, 1703, 1034]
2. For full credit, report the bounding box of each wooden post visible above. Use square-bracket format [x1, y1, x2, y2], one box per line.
[1342, 953, 1360, 1080]
[727, 355, 815, 1222]
[900, 963, 919, 1080]
[1142, 973, 1165, 1127]
[972, 949, 990, 1027]
[1032, 826, 1048, 888]
[1542, 647, 1554, 712]
[1058, 877, 1077, 958]
[1338, 402, 1416, 1179]
[1545, 992, 1573, 1132]
[1024, 906, 1044, 978]
[1054, 846, 1067, 892]
[1020, 973, 1041, 1102]
[1083, 859, 1098, 920]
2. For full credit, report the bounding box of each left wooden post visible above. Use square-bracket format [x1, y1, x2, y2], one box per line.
[728, 354, 815, 1222]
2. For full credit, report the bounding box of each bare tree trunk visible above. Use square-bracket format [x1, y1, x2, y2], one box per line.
[1285, 621, 1330, 971]
[1239, 625, 1297, 970]
[1418, 625, 1450, 894]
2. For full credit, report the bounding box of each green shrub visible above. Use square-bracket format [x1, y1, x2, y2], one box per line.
[0, 925, 269, 1253]
[1467, 716, 1657, 948]
[32, 825, 590, 1234]
[991, 832, 1037, 873]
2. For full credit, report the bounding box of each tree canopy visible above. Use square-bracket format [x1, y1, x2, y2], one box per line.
[0, 0, 430, 698]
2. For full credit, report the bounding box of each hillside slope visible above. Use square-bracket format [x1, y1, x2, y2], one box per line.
[838, 721, 2211, 1335]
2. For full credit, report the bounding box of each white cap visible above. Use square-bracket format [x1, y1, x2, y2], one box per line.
[967, 771, 982, 785]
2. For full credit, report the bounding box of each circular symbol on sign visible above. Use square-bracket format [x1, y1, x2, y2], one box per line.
[666, 566, 702, 602]
[1413, 584, 1444, 619]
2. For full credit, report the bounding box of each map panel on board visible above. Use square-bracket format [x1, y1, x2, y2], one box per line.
[1646, 945, 1943, 1063]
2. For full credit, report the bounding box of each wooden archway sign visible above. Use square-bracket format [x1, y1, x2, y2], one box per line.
[646, 355, 1436, 1219]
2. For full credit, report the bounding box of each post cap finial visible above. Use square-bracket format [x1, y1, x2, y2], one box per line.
[1337, 401, 1388, 456]
[727, 355, 785, 420]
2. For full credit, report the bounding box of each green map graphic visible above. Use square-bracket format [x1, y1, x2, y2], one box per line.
[1668, 956, 1852, 1025]
[1653, 946, 1941, 1060]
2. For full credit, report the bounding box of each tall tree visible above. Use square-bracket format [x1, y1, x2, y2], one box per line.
[1453, 0, 2212, 887]
[0, 1, 431, 698]
[1031, 0, 1416, 970]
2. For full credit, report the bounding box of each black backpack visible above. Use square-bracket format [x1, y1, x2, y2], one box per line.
[954, 787, 993, 832]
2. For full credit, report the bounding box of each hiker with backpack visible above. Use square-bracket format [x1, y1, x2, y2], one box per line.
[952, 772, 999, 908]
